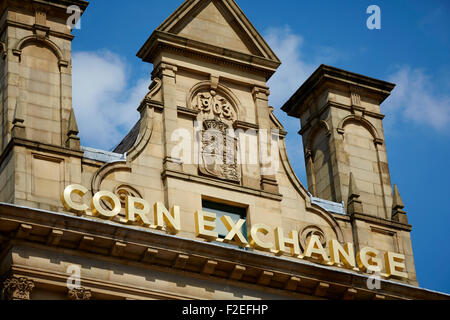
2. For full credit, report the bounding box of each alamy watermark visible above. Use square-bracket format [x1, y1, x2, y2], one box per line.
[66, 264, 82, 290]
[364, 262, 382, 290]
[367, 271, 382, 290]
[170, 124, 280, 176]
[367, 5, 381, 30]
[67, 5, 82, 30]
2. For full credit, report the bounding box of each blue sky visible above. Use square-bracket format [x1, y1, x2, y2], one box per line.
[70, 0, 450, 294]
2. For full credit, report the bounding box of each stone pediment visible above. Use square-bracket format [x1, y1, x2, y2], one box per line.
[161, 0, 263, 56]
[137, 0, 281, 78]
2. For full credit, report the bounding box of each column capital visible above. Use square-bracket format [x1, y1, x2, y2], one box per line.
[68, 287, 92, 300]
[153, 62, 178, 79]
[252, 86, 270, 101]
[304, 148, 312, 160]
[2, 276, 35, 300]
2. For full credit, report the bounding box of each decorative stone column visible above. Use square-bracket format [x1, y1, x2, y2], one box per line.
[68, 287, 92, 300]
[253, 86, 279, 193]
[2, 276, 35, 300]
[155, 62, 182, 171]
[281, 65, 396, 220]
[1, 0, 87, 149]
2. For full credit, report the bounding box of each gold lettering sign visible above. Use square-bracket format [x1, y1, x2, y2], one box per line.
[61, 185, 408, 279]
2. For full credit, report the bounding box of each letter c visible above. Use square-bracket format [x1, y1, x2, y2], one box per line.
[249, 224, 273, 251]
[61, 184, 89, 214]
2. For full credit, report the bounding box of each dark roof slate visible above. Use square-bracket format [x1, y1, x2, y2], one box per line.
[113, 121, 141, 154]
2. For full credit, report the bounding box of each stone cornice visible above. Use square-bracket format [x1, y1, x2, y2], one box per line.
[282, 64, 396, 118]
[137, 31, 280, 80]
[31, 0, 89, 10]
[0, 138, 85, 169]
[162, 169, 283, 201]
[233, 120, 259, 131]
[177, 106, 199, 119]
[298, 101, 386, 136]
[327, 100, 386, 119]
[0, 0, 88, 40]
[0, 202, 447, 300]
[0, 20, 75, 41]
[5, 0, 89, 12]
[351, 212, 412, 232]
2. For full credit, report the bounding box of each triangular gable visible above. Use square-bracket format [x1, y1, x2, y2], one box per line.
[156, 0, 280, 63]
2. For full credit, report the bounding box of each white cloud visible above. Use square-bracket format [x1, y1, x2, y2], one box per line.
[265, 27, 450, 135]
[264, 26, 319, 181]
[72, 51, 149, 150]
[263, 27, 450, 185]
[70, 29, 449, 177]
[265, 26, 316, 109]
[384, 67, 450, 132]
[265, 26, 342, 111]
[262, 26, 450, 185]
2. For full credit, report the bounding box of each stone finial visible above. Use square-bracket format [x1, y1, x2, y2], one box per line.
[392, 185, 408, 224]
[348, 172, 360, 200]
[67, 109, 79, 135]
[12, 101, 26, 138]
[2, 276, 35, 300]
[12, 100, 25, 125]
[68, 287, 92, 300]
[347, 172, 363, 215]
[392, 184, 404, 210]
[66, 109, 81, 150]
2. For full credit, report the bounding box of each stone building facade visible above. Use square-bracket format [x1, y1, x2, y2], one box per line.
[0, 0, 447, 300]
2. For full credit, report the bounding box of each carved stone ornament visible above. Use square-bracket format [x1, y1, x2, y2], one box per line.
[193, 89, 236, 124]
[114, 184, 143, 205]
[351, 92, 361, 107]
[299, 225, 327, 251]
[68, 287, 92, 300]
[188, 82, 242, 183]
[188, 80, 241, 126]
[100, 184, 143, 213]
[200, 119, 240, 183]
[2, 276, 35, 300]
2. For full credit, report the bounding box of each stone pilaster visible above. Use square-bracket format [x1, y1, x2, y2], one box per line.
[253, 86, 279, 193]
[0, 0, 88, 149]
[155, 62, 182, 171]
[281, 65, 396, 220]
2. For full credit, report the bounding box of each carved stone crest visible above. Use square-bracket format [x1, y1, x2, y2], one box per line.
[299, 225, 327, 251]
[188, 81, 242, 183]
[114, 184, 143, 206]
[200, 119, 240, 183]
[99, 184, 143, 217]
